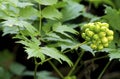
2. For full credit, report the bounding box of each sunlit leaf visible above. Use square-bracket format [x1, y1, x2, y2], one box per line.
[42, 6, 62, 20]
[108, 48, 120, 60]
[40, 47, 73, 66]
[103, 6, 120, 31]
[19, 7, 38, 20]
[35, 0, 58, 5]
[61, 1, 84, 22]
[53, 23, 78, 38]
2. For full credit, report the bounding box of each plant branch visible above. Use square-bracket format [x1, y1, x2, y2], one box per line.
[48, 60, 64, 78]
[97, 60, 111, 79]
[67, 50, 85, 76]
[39, 4, 42, 34]
[64, 41, 87, 53]
[34, 58, 39, 79]
[84, 55, 108, 63]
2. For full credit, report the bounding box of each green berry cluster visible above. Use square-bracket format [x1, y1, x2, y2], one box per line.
[81, 22, 114, 50]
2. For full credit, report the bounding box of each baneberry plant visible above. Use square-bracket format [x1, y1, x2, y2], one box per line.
[0, 0, 120, 79]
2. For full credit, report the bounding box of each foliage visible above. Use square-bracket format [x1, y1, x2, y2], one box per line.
[0, 0, 120, 79]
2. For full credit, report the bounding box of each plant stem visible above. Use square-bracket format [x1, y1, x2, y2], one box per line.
[34, 58, 39, 79]
[97, 60, 111, 79]
[84, 55, 108, 63]
[64, 41, 87, 53]
[48, 60, 64, 78]
[39, 4, 42, 34]
[67, 50, 85, 76]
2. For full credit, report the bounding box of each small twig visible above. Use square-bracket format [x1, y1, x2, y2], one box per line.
[97, 60, 111, 79]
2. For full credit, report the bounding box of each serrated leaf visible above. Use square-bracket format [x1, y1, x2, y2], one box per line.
[2, 26, 19, 36]
[80, 44, 95, 55]
[103, 6, 120, 31]
[53, 23, 78, 38]
[45, 32, 79, 51]
[25, 47, 45, 61]
[40, 47, 73, 66]
[35, 0, 58, 5]
[19, 7, 38, 20]
[108, 48, 120, 60]
[42, 6, 62, 20]
[2, 18, 39, 36]
[61, 1, 84, 22]
[16, 37, 45, 61]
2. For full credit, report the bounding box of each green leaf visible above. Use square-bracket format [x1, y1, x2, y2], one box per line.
[42, 6, 62, 20]
[40, 47, 73, 66]
[35, 0, 58, 5]
[37, 71, 59, 79]
[19, 7, 38, 20]
[16, 36, 45, 61]
[53, 23, 78, 38]
[103, 6, 120, 31]
[0, 50, 14, 67]
[25, 46, 45, 61]
[80, 44, 95, 55]
[61, 1, 84, 22]
[45, 32, 79, 51]
[2, 18, 39, 36]
[88, 0, 114, 8]
[10, 62, 26, 75]
[7, 0, 33, 8]
[108, 48, 120, 60]
[2, 26, 19, 36]
[0, 67, 12, 79]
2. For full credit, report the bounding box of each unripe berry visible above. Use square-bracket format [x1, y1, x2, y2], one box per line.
[93, 34, 99, 40]
[94, 25, 100, 33]
[85, 36, 91, 41]
[107, 36, 113, 41]
[101, 37, 108, 43]
[100, 27, 107, 32]
[98, 32, 106, 38]
[106, 30, 114, 36]
[101, 23, 109, 28]
[81, 33, 86, 39]
[89, 25, 95, 31]
[98, 44, 103, 50]
[90, 44, 97, 50]
[103, 43, 109, 47]
[86, 31, 94, 37]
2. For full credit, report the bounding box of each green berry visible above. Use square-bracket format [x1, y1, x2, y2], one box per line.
[93, 34, 99, 40]
[81, 33, 86, 39]
[98, 32, 106, 38]
[85, 36, 91, 41]
[94, 25, 100, 33]
[101, 23, 109, 28]
[107, 36, 113, 41]
[106, 30, 114, 36]
[90, 44, 97, 49]
[98, 44, 103, 50]
[86, 31, 94, 37]
[100, 26, 107, 32]
[103, 43, 109, 47]
[101, 37, 108, 43]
